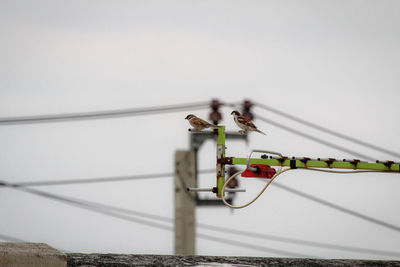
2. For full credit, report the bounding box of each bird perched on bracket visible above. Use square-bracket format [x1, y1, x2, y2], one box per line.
[231, 110, 266, 135]
[185, 114, 218, 131]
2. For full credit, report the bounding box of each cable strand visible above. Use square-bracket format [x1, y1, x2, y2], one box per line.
[3, 183, 303, 258]
[255, 115, 375, 161]
[0, 169, 215, 187]
[254, 102, 400, 159]
[3, 179, 400, 257]
[0, 101, 212, 125]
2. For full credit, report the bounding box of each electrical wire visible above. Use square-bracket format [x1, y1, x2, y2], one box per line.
[6, 184, 176, 231]
[0, 234, 26, 242]
[1, 98, 398, 255]
[196, 232, 311, 258]
[4, 173, 174, 187]
[273, 169, 400, 233]
[255, 115, 375, 161]
[4, 169, 215, 187]
[221, 166, 400, 233]
[291, 168, 384, 174]
[2, 180, 399, 258]
[221, 168, 292, 209]
[274, 181, 400, 233]
[2, 168, 399, 234]
[0, 233, 72, 253]
[0, 101, 212, 125]
[254, 102, 400, 159]
[1, 183, 305, 258]
[198, 223, 400, 258]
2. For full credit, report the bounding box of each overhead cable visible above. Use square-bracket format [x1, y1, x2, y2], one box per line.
[2, 169, 399, 234]
[255, 115, 375, 161]
[3, 183, 304, 258]
[273, 181, 400, 233]
[2, 180, 400, 258]
[196, 232, 311, 258]
[0, 101, 211, 125]
[254, 102, 400, 159]
[198, 223, 400, 258]
[6, 169, 214, 187]
[0, 234, 26, 242]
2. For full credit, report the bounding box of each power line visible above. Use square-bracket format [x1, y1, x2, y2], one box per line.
[273, 181, 400, 233]
[2, 183, 304, 258]
[2, 169, 399, 235]
[198, 223, 400, 258]
[2, 180, 399, 258]
[4, 173, 173, 187]
[254, 102, 400, 159]
[255, 115, 375, 161]
[0, 234, 26, 242]
[83, 197, 400, 257]
[0, 101, 212, 125]
[196, 232, 311, 258]
[3, 168, 399, 236]
[7, 184, 176, 231]
[5, 169, 215, 187]
[0, 233, 72, 253]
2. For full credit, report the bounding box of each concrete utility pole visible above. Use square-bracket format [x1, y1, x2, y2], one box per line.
[173, 99, 251, 255]
[174, 150, 196, 255]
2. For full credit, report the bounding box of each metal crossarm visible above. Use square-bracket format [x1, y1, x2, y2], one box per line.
[206, 124, 400, 210]
[230, 157, 400, 172]
[213, 126, 399, 200]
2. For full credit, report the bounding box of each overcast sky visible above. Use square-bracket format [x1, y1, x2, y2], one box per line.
[1, 0, 400, 260]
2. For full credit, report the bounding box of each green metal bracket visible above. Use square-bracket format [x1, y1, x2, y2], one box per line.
[214, 125, 399, 192]
[216, 126, 226, 197]
[231, 157, 400, 172]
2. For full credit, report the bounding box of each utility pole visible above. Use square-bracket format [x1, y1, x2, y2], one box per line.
[174, 150, 196, 255]
[174, 99, 251, 255]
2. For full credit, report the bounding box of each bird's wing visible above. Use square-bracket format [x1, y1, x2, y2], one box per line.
[192, 117, 212, 127]
[237, 115, 257, 128]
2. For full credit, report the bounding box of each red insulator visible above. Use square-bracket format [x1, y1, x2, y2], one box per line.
[241, 164, 276, 178]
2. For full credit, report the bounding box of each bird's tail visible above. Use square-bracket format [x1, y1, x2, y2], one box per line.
[256, 129, 266, 135]
[209, 124, 219, 128]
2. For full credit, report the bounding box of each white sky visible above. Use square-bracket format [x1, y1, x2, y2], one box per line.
[0, 0, 400, 260]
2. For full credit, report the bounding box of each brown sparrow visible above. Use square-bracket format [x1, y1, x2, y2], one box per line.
[185, 114, 217, 131]
[231, 110, 266, 135]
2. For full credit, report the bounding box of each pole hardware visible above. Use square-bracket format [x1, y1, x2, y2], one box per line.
[186, 124, 400, 208]
[246, 149, 283, 172]
[187, 187, 246, 193]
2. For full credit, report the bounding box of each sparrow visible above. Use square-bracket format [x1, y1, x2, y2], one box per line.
[231, 110, 266, 135]
[185, 114, 218, 131]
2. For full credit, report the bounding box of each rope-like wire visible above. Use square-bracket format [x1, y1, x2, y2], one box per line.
[221, 167, 390, 209]
[221, 168, 292, 209]
[254, 102, 400, 159]
[296, 168, 387, 174]
[0, 101, 212, 125]
[255, 115, 375, 161]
